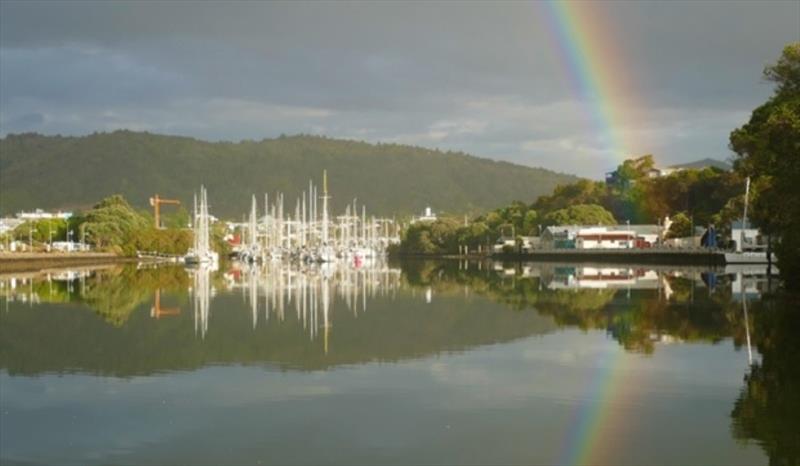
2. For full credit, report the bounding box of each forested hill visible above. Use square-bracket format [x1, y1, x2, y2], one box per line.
[0, 131, 579, 218]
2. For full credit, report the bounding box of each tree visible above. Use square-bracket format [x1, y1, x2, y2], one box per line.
[730, 42, 800, 281]
[76, 194, 195, 256]
[616, 154, 656, 182]
[543, 204, 616, 226]
[13, 218, 67, 244]
[666, 212, 692, 239]
[533, 179, 607, 214]
[522, 210, 539, 235]
[764, 42, 800, 96]
[458, 221, 493, 250]
[80, 195, 151, 252]
[398, 219, 461, 255]
[162, 206, 191, 229]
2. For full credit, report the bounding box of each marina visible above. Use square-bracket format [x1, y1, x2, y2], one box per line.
[225, 171, 400, 265]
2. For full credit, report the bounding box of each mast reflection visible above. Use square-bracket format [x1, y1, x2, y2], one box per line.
[218, 261, 402, 346]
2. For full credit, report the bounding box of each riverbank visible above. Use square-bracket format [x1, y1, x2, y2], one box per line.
[393, 248, 726, 265]
[493, 248, 725, 265]
[0, 252, 134, 274]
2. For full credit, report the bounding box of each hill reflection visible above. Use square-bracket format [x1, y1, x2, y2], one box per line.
[0, 262, 559, 376]
[0, 261, 780, 370]
[0, 261, 776, 377]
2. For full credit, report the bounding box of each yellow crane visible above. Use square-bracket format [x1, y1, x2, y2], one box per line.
[149, 194, 181, 229]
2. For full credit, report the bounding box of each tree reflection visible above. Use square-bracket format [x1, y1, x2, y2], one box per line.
[403, 260, 796, 464]
[0, 265, 191, 326]
[402, 260, 752, 354]
[731, 294, 800, 466]
[81, 265, 190, 325]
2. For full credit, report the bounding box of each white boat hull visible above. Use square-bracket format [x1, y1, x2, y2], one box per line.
[724, 251, 777, 264]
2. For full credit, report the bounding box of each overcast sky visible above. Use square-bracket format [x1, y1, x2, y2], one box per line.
[1, 1, 798, 177]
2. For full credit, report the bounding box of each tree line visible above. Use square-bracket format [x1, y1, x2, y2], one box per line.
[395, 157, 740, 255]
[5, 194, 228, 257]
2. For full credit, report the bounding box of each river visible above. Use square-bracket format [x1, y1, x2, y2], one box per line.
[0, 260, 796, 465]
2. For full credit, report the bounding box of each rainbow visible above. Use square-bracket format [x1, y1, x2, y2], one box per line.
[538, 2, 643, 463]
[540, 0, 641, 166]
[554, 340, 634, 465]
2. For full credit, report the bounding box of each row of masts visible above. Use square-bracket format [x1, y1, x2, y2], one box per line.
[237, 171, 401, 263]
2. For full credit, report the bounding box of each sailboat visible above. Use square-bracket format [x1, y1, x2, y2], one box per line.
[184, 185, 220, 268]
[725, 177, 777, 265]
[238, 195, 262, 263]
[316, 170, 336, 263]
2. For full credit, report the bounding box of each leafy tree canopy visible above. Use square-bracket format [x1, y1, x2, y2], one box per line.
[76, 194, 194, 256]
[543, 204, 617, 226]
[730, 42, 800, 281]
[666, 212, 692, 239]
[616, 154, 656, 182]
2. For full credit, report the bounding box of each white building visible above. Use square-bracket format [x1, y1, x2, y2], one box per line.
[575, 227, 636, 249]
[16, 209, 73, 221]
[0, 217, 24, 235]
[731, 220, 763, 251]
[411, 206, 437, 224]
[492, 236, 537, 254]
[542, 225, 660, 249]
[51, 241, 90, 252]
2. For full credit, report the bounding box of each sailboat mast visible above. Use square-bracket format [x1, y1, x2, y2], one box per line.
[193, 192, 198, 251]
[322, 170, 329, 245]
[739, 176, 751, 253]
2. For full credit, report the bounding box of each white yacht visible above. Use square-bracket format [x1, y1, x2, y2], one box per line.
[185, 186, 219, 268]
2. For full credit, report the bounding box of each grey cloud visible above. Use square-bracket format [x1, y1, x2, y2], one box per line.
[0, 112, 45, 132]
[0, 0, 798, 178]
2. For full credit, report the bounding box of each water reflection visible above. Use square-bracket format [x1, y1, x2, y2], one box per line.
[0, 260, 796, 465]
[0, 262, 778, 356]
[230, 262, 401, 338]
[1, 261, 560, 375]
[0, 261, 777, 360]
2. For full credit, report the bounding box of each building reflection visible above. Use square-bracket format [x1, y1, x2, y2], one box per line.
[485, 262, 776, 299]
[0, 269, 92, 306]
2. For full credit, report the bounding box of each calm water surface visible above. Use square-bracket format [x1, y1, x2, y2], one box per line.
[0, 260, 797, 465]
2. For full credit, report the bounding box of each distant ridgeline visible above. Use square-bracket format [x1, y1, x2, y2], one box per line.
[0, 131, 578, 217]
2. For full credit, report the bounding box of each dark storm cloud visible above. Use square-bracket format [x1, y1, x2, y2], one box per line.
[1, 0, 798, 177]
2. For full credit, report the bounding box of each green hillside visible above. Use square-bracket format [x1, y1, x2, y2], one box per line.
[0, 131, 578, 218]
